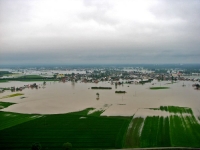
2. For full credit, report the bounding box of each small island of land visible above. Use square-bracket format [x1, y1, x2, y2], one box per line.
[150, 87, 170, 90]
[91, 87, 112, 89]
[115, 91, 126, 93]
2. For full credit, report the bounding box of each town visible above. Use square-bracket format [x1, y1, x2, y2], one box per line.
[0, 65, 200, 92]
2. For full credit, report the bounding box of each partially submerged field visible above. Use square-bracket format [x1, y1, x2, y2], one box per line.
[0, 80, 200, 149]
[0, 107, 131, 150]
[0, 105, 200, 149]
[124, 106, 200, 148]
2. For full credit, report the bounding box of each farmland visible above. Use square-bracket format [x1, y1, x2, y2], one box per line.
[0, 78, 200, 149]
[0, 109, 131, 150]
[0, 106, 200, 149]
[0, 75, 58, 82]
[0, 102, 15, 109]
[124, 106, 200, 148]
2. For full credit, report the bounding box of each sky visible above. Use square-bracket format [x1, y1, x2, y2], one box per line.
[0, 0, 200, 65]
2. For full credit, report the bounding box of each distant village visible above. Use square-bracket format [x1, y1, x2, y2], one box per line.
[0, 67, 200, 93]
[55, 68, 200, 83]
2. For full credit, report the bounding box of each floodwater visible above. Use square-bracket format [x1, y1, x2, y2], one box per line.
[0, 69, 86, 78]
[0, 80, 199, 118]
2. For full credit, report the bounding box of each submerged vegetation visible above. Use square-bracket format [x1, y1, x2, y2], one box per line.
[91, 87, 112, 89]
[0, 93, 24, 99]
[0, 75, 58, 82]
[115, 91, 126, 93]
[150, 87, 170, 90]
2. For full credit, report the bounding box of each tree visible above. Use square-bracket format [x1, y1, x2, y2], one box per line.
[63, 142, 72, 150]
[31, 142, 41, 150]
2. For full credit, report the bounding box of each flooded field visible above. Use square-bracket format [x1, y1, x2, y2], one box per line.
[0, 80, 199, 118]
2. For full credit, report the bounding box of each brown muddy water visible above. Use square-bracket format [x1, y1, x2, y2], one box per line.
[0, 80, 199, 118]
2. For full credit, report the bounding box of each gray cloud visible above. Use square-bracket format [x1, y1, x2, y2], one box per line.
[0, 0, 200, 65]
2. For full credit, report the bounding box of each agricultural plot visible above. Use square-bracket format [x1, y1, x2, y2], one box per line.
[0, 102, 15, 109]
[0, 111, 41, 130]
[140, 116, 170, 147]
[125, 106, 200, 148]
[168, 108, 200, 147]
[124, 117, 144, 148]
[0, 109, 131, 150]
[1, 106, 200, 149]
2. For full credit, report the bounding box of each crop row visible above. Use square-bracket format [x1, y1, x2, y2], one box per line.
[168, 106, 193, 114]
[124, 117, 144, 148]
[169, 114, 200, 147]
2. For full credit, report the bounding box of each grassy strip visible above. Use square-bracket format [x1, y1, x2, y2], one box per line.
[0, 102, 15, 109]
[0, 112, 41, 130]
[0, 110, 131, 149]
[168, 106, 193, 114]
[169, 114, 200, 147]
[17, 75, 44, 78]
[0, 93, 24, 99]
[124, 117, 144, 148]
[116, 117, 131, 148]
[157, 117, 171, 147]
[140, 116, 171, 148]
[149, 87, 169, 90]
[115, 91, 126, 93]
[160, 106, 168, 111]
[140, 116, 160, 147]
[0, 75, 58, 82]
[0, 80, 8, 82]
[168, 106, 200, 147]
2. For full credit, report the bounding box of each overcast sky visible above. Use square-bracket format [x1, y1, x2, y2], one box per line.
[0, 0, 200, 65]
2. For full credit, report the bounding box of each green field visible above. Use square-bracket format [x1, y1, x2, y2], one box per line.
[0, 102, 15, 109]
[124, 106, 200, 148]
[0, 109, 131, 150]
[168, 107, 200, 147]
[0, 111, 41, 131]
[0, 106, 200, 149]
[0, 80, 8, 82]
[124, 117, 144, 148]
[140, 116, 170, 147]
[0, 75, 58, 82]
[18, 75, 45, 78]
